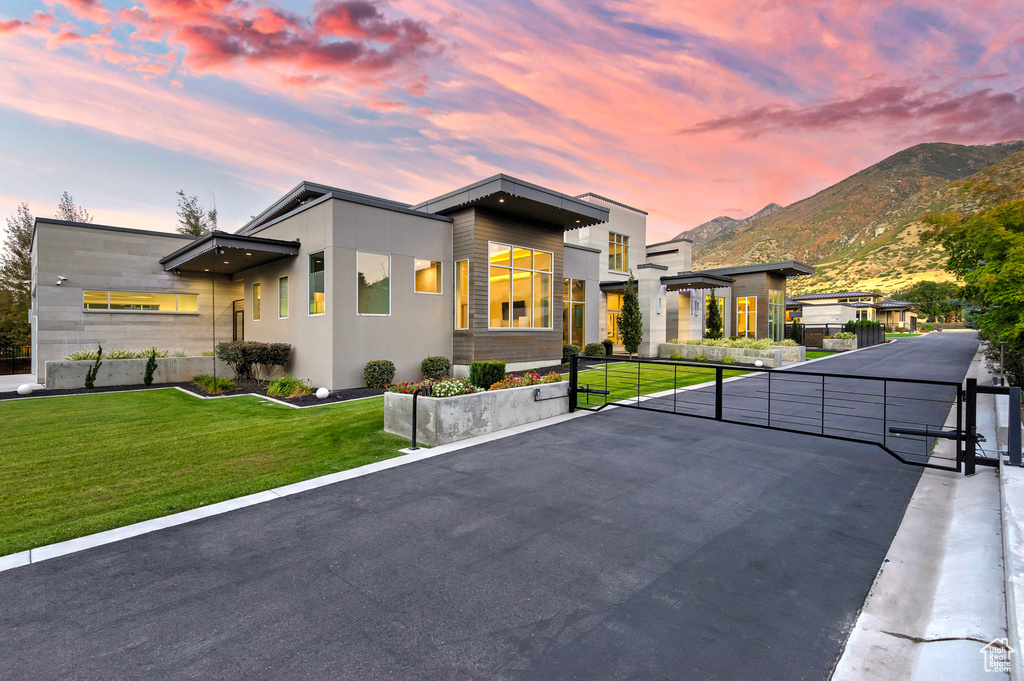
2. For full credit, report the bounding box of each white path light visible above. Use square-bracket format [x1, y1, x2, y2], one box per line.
[315, 387, 329, 399]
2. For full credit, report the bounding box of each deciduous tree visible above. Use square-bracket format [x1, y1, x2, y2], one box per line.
[0, 202, 33, 345]
[175, 190, 217, 236]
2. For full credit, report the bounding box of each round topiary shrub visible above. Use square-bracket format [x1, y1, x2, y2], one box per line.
[562, 344, 580, 363]
[582, 343, 605, 358]
[421, 356, 451, 380]
[364, 359, 396, 388]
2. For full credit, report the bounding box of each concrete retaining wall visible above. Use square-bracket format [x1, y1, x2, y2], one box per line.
[657, 343, 783, 368]
[775, 345, 806, 363]
[823, 338, 857, 351]
[384, 381, 569, 447]
[45, 357, 232, 389]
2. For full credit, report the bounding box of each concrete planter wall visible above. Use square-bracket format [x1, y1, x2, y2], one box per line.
[658, 343, 784, 368]
[44, 357, 232, 389]
[773, 345, 806, 363]
[384, 381, 569, 447]
[822, 338, 857, 351]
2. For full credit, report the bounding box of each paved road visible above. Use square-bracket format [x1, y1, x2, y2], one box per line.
[0, 334, 978, 680]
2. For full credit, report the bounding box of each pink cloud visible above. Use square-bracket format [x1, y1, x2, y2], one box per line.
[49, 0, 111, 23]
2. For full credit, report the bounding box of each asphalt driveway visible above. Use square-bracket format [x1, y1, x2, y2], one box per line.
[0, 334, 978, 680]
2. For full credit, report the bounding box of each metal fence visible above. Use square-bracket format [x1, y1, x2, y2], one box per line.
[0, 344, 31, 376]
[786, 323, 885, 348]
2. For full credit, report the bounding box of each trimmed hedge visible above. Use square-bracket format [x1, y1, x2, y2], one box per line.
[364, 359, 396, 388]
[421, 356, 451, 380]
[215, 341, 291, 382]
[469, 360, 506, 389]
[582, 342, 605, 357]
[562, 344, 580, 363]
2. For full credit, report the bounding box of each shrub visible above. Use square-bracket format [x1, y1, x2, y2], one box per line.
[104, 348, 138, 359]
[266, 375, 313, 398]
[487, 371, 562, 391]
[192, 374, 236, 395]
[583, 343, 605, 357]
[669, 353, 684, 360]
[921, 324, 935, 331]
[201, 350, 215, 357]
[64, 349, 99, 361]
[777, 339, 799, 347]
[721, 355, 737, 365]
[469, 360, 506, 389]
[215, 341, 291, 382]
[421, 356, 451, 380]
[84, 345, 102, 389]
[694, 354, 708, 361]
[144, 347, 170, 358]
[682, 338, 773, 350]
[172, 349, 187, 357]
[562, 344, 580, 363]
[831, 331, 857, 340]
[143, 348, 158, 386]
[364, 359, 396, 388]
[602, 339, 613, 354]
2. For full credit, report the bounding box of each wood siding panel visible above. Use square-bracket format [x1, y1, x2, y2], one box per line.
[455, 208, 563, 364]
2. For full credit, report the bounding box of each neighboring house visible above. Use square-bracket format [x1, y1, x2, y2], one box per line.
[787, 291, 918, 331]
[30, 174, 814, 388]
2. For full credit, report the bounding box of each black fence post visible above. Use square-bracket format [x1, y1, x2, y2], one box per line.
[1010, 386, 1022, 467]
[965, 378, 977, 475]
[568, 353, 578, 413]
[715, 366, 723, 421]
[409, 387, 423, 451]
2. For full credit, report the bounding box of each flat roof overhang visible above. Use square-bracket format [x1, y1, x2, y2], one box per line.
[699, 260, 816, 278]
[413, 174, 609, 230]
[659, 272, 736, 291]
[159, 231, 300, 274]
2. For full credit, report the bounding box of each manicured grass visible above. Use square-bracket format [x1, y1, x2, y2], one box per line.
[806, 351, 832, 359]
[0, 390, 408, 557]
[887, 332, 922, 337]
[574, 360, 749, 405]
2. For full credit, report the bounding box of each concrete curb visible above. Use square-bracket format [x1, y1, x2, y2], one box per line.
[780, 337, 898, 370]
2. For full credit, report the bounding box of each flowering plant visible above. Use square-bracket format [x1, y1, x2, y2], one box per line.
[487, 371, 562, 391]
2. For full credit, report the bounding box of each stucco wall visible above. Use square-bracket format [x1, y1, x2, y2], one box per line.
[563, 243, 600, 347]
[247, 197, 453, 389]
[31, 221, 241, 383]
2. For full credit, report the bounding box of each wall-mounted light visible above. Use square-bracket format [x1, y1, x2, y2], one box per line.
[55, 276, 67, 286]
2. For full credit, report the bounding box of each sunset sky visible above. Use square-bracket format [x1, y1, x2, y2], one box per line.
[1, 0, 1022, 242]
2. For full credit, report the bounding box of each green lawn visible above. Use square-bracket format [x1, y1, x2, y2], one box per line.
[574, 361, 749, 405]
[0, 390, 408, 557]
[887, 332, 922, 337]
[806, 351, 832, 359]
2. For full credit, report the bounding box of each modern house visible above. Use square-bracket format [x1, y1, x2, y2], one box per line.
[787, 291, 918, 331]
[30, 174, 814, 388]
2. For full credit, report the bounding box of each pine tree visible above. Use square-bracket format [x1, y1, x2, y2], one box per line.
[619, 271, 643, 357]
[175, 190, 218, 236]
[55, 191, 93, 223]
[705, 295, 724, 339]
[0, 203, 33, 345]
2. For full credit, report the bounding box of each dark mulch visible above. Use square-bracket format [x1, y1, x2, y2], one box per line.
[0, 380, 384, 406]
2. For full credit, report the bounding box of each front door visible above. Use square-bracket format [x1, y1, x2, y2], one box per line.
[233, 299, 244, 341]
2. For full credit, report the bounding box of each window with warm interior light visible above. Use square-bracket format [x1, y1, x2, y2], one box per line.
[488, 242, 552, 329]
[415, 259, 442, 294]
[608, 232, 629, 273]
[563, 278, 586, 346]
[83, 290, 198, 313]
[308, 252, 325, 315]
[455, 260, 469, 329]
[252, 283, 261, 321]
[737, 296, 756, 338]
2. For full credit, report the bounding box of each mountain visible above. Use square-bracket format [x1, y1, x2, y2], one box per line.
[678, 203, 782, 250]
[690, 141, 1024, 294]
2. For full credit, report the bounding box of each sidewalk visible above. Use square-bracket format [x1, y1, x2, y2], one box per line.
[832, 351, 1013, 680]
[0, 374, 35, 392]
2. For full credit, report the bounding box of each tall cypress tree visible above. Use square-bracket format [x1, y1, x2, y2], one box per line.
[619, 271, 643, 357]
[705, 295, 724, 339]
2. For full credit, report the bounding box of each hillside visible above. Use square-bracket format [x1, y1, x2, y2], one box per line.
[688, 141, 1024, 293]
[683, 203, 782, 250]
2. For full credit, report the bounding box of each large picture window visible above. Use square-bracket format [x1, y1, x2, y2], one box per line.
[606, 292, 622, 345]
[83, 290, 198, 313]
[737, 296, 756, 338]
[358, 252, 390, 315]
[415, 259, 442, 294]
[455, 260, 469, 329]
[563, 278, 586, 346]
[488, 242, 552, 329]
[309, 252, 325, 315]
[278, 276, 288, 318]
[608, 232, 629, 273]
